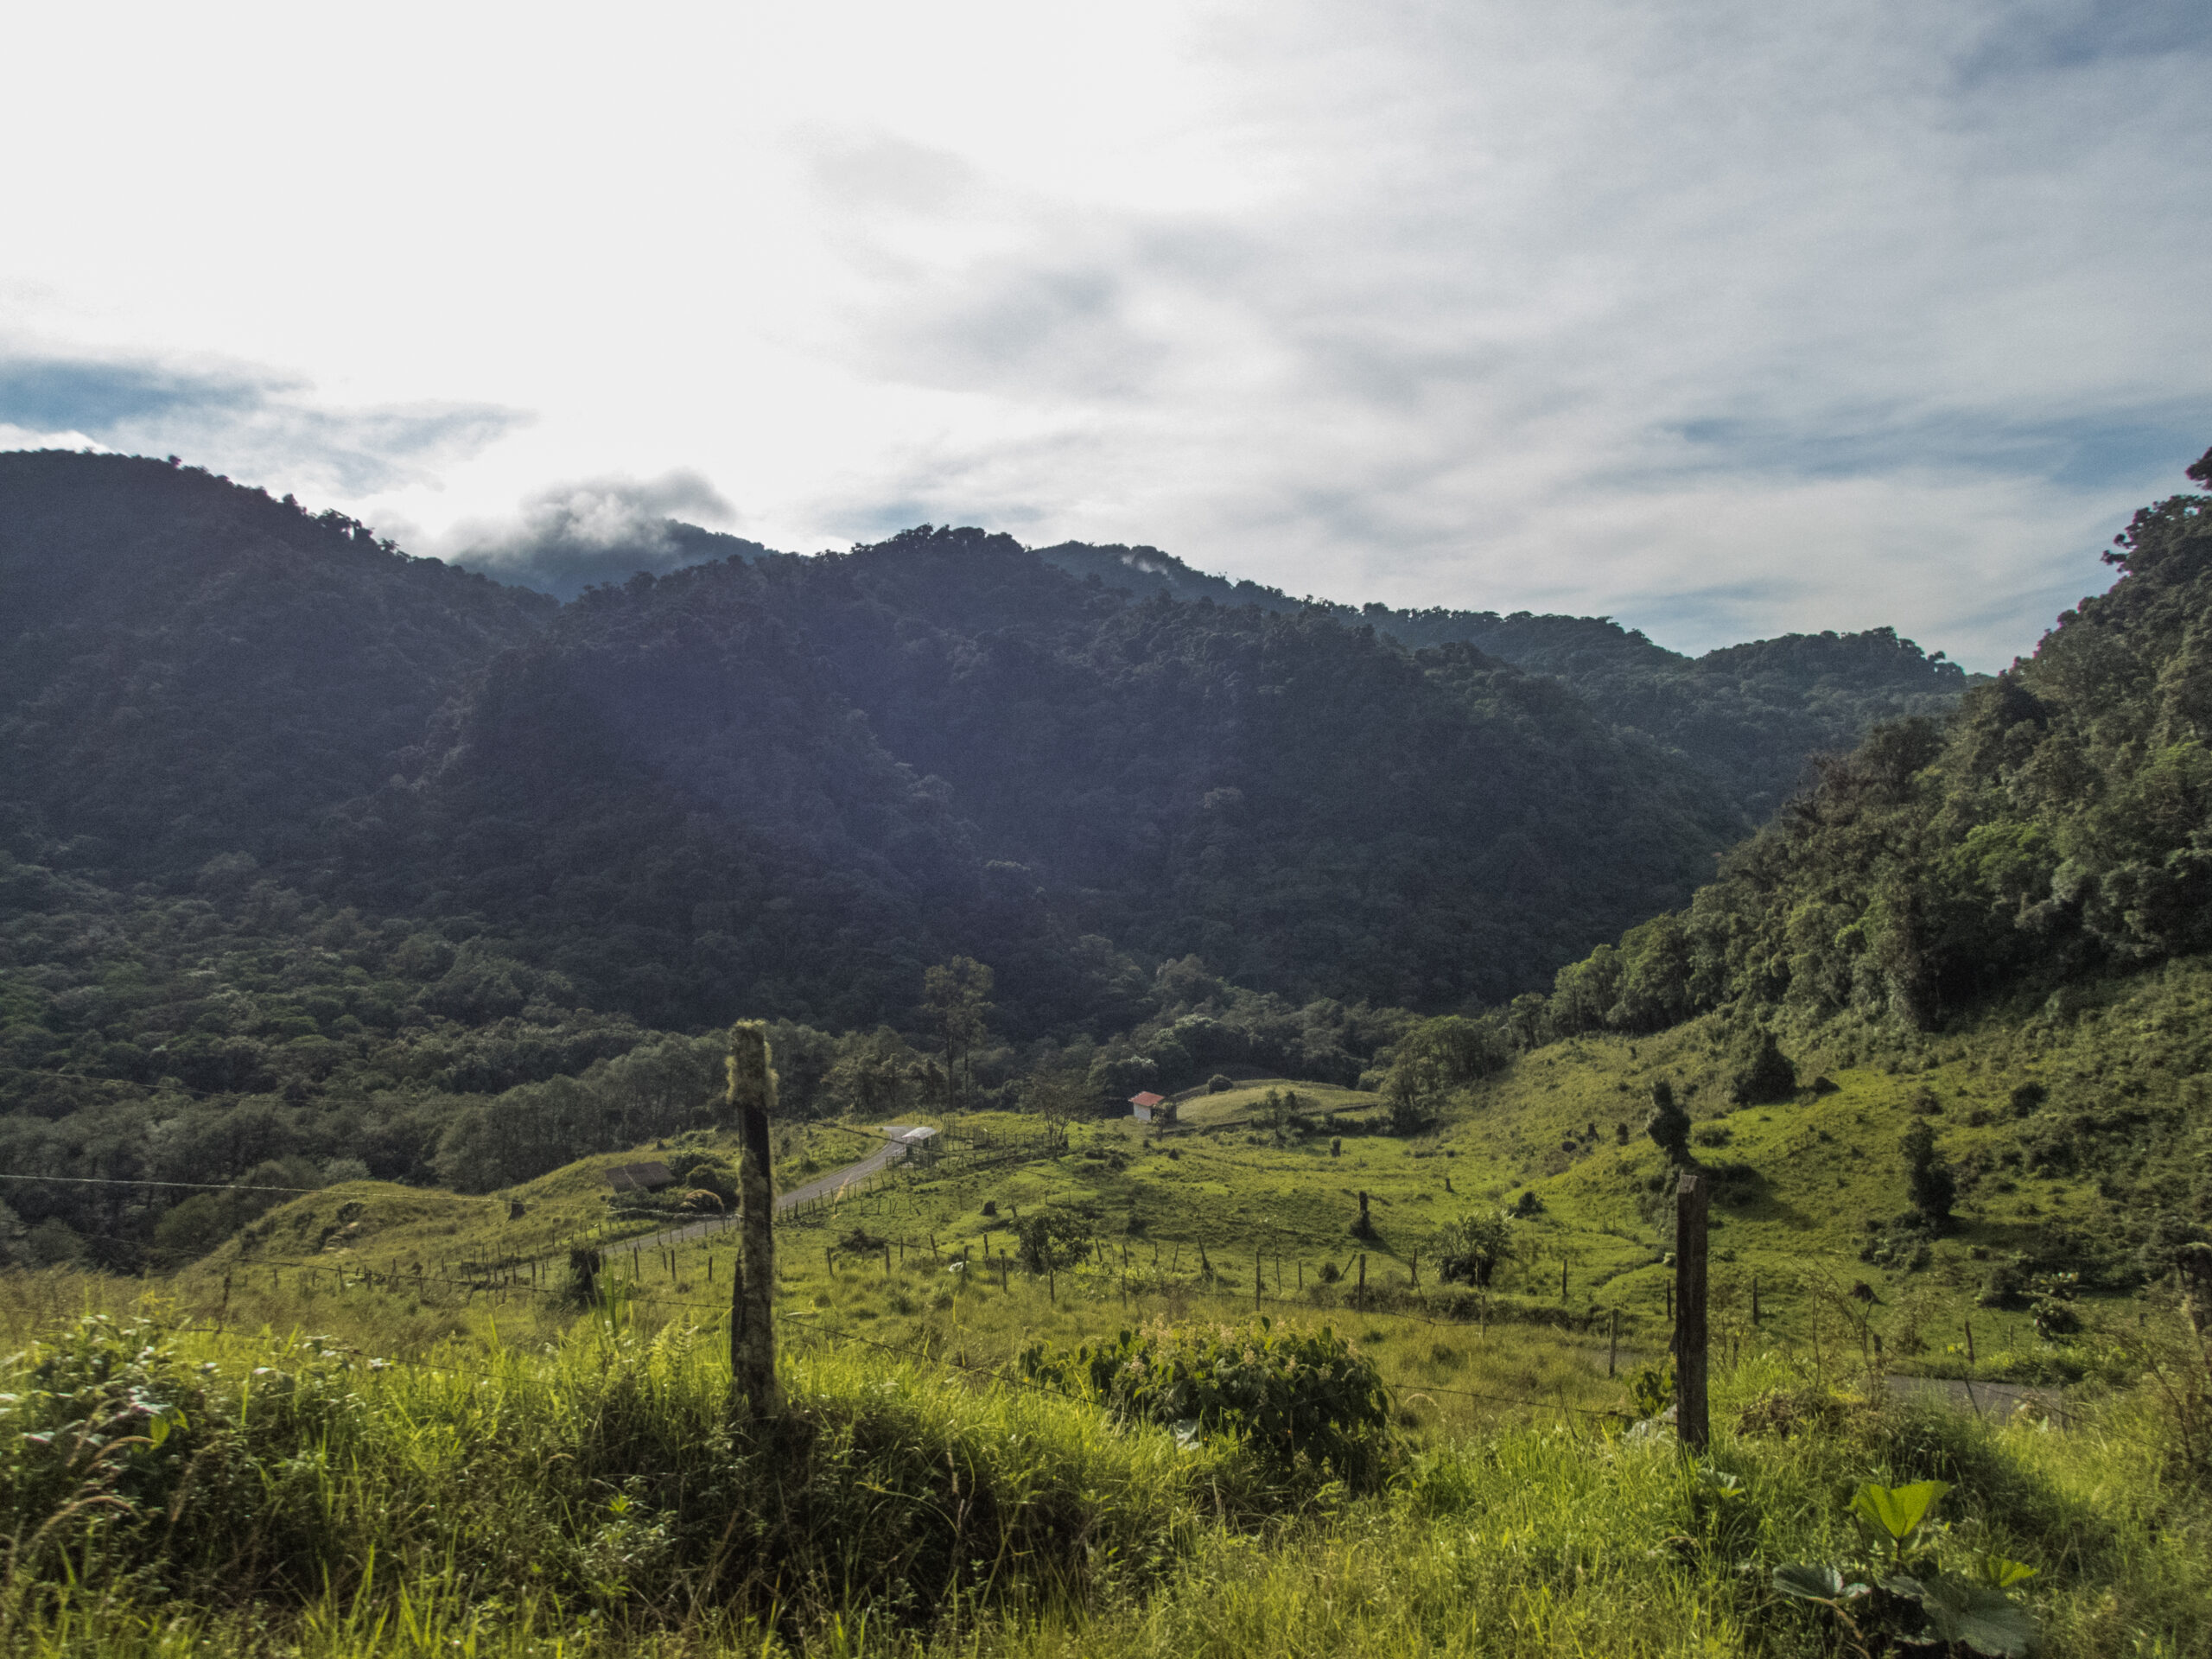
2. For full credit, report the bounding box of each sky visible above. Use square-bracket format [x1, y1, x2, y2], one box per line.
[1, 0, 2205, 668]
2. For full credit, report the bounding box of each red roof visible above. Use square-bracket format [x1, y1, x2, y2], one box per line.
[1129, 1091, 1166, 1107]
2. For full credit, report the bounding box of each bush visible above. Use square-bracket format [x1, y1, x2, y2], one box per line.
[1020, 1319, 1395, 1493]
[1726, 1029, 1797, 1105]
[1207, 1074, 1234, 1094]
[1015, 1206, 1096, 1272]
[1432, 1211, 1515, 1287]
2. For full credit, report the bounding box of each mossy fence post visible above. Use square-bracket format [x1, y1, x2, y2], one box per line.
[727, 1020, 783, 1415]
[1674, 1168, 1709, 1452]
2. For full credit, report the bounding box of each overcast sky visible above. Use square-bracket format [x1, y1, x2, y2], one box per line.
[3, 0, 2205, 666]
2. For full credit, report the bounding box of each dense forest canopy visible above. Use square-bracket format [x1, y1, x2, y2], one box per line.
[1033, 537, 1975, 823]
[351, 527, 1738, 1027]
[1534, 446, 2212, 1042]
[0, 444, 2006, 1268]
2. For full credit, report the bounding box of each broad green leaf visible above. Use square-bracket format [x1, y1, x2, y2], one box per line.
[1981, 1554, 2036, 1589]
[1773, 1563, 1867, 1603]
[1850, 1478, 1949, 1547]
[1913, 1573, 2038, 1658]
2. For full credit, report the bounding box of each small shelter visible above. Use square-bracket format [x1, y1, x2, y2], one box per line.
[1128, 1090, 1166, 1122]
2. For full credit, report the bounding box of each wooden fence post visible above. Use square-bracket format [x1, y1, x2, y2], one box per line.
[1608, 1307, 1619, 1377]
[1357, 1252, 1367, 1310]
[1675, 1169, 1709, 1452]
[728, 1021, 783, 1414]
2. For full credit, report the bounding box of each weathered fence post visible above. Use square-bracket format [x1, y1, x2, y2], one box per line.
[1675, 1168, 1709, 1452]
[728, 1020, 783, 1415]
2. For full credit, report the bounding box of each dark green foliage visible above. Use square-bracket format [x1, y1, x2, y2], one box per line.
[1380, 1015, 1510, 1132]
[1036, 540, 1974, 824]
[1902, 1122, 1956, 1228]
[13, 455, 1944, 1041]
[1014, 1206, 1096, 1272]
[345, 528, 1745, 1029]
[1645, 1079, 1693, 1166]
[1019, 1318, 1395, 1492]
[0, 452, 550, 883]
[1775, 1479, 2039, 1658]
[1431, 1210, 1515, 1287]
[1537, 450, 2212, 1037]
[1206, 1073, 1233, 1093]
[1625, 1362, 1675, 1420]
[1726, 1029, 1797, 1105]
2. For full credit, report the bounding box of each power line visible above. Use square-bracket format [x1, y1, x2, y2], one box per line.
[0, 1172, 322, 1195]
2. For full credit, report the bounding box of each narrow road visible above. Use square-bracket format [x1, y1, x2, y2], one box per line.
[623, 1127, 930, 1254]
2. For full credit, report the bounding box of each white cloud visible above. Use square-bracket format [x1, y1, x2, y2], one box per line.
[442, 472, 747, 597]
[0, 0, 2202, 666]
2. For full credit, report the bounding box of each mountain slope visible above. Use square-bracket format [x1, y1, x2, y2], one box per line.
[1531, 447, 2212, 1041]
[1035, 538, 1973, 823]
[355, 527, 1741, 1029]
[0, 451, 552, 879]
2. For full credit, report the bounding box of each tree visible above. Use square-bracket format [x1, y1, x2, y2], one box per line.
[1902, 1121, 1955, 1229]
[1025, 1066, 1086, 1149]
[921, 957, 994, 1111]
[1727, 1029, 1797, 1105]
[1015, 1206, 1094, 1272]
[1433, 1211, 1516, 1287]
[1646, 1078, 1693, 1166]
[1382, 1014, 1507, 1132]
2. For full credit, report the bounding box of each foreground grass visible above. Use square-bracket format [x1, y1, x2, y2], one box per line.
[0, 1287, 2203, 1658]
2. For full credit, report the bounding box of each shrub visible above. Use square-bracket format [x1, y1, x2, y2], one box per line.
[1432, 1211, 1515, 1288]
[1207, 1074, 1234, 1094]
[1904, 1121, 1956, 1228]
[1020, 1319, 1395, 1493]
[1726, 1029, 1797, 1105]
[1014, 1206, 1096, 1272]
[1645, 1079, 1692, 1165]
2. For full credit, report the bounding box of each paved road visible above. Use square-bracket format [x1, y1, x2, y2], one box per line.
[622, 1128, 930, 1254]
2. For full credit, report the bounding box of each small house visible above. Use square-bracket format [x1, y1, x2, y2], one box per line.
[1128, 1090, 1165, 1122]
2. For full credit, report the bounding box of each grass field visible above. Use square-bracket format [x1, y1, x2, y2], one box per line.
[168, 960, 2202, 1408]
[6, 962, 2212, 1655]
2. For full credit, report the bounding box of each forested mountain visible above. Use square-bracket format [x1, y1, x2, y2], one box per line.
[1535, 447, 2212, 1039]
[0, 449, 1991, 1044]
[340, 526, 1738, 1030]
[1035, 538, 1973, 822]
[0, 452, 553, 879]
[0, 446, 2005, 1265]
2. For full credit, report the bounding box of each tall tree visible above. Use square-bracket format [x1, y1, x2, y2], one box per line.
[921, 957, 994, 1110]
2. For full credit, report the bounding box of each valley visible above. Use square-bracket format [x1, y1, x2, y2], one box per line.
[0, 446, 2206, 1656]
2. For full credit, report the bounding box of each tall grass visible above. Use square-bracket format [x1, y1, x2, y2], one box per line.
[0, 1294, 2203, 1658]
[0, 1301, 1224, 1654]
